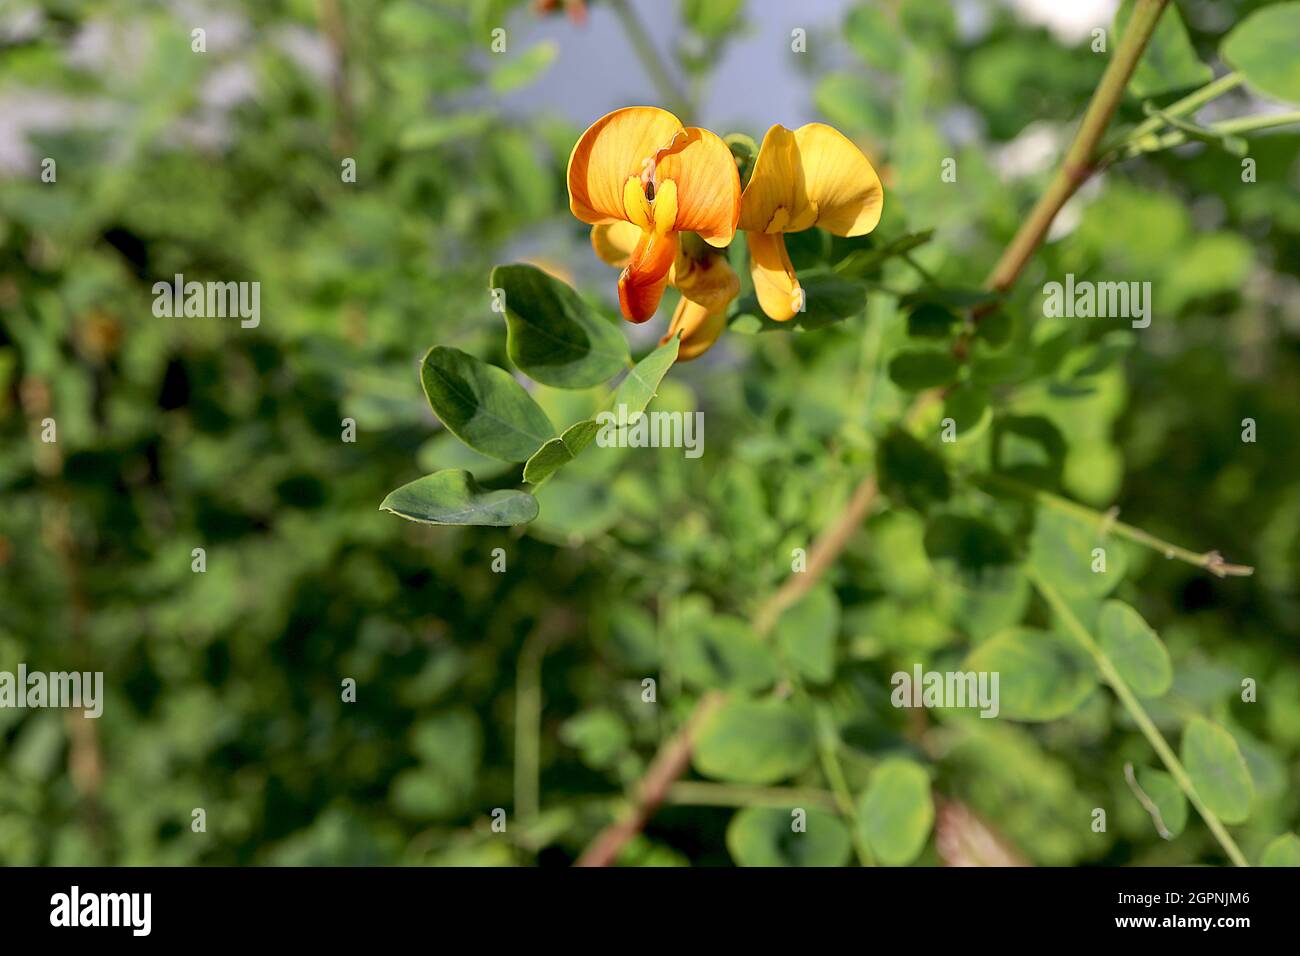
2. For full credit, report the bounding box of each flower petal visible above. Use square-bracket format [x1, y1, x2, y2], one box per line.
[739, 123, 884, 237]
[568, 106, 684, 225]
[652, 127, 741, 246]
[618, 229, 678, 323]
[590, 221, 642, 268]
[664, 251, 740, 360]
[746, 230, 801, 321]
[664, 298, 728, 361]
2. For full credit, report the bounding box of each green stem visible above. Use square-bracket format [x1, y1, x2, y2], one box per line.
[814, 702, 876, 866]
[666, 781, 839, 811]
[1213, 110, 1300, 134]
[1111, 71, 1246, 154]
[984, 473, 1254, 578]
[1125, 111, 1300, 156]
[985, 0, 1170, 296]
[1032, 576, 1250, 867]
[608, 0, 692, 118]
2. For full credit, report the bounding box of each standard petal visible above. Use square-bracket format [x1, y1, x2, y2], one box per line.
[652, 126, 741, 246]
[738, 124, 800, 233]
[791, 123, 884, 236]
[568, 107, 684, 225]
[747, 230, 801, 322]
[618, 229, 678, 323]
[739, 123, 884, 237]
[591, 221, 642, 268]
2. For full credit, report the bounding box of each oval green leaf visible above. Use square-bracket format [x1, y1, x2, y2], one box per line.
[858, 758, 934, 866]
[1261, 833, 1300, 867]
[493, 263, 630, 388]
[726, 807, 851, 867]
[612, 335, 679, 415]
[1133, 767, 1187, 839]
[420, 346, 555, 462]
[693, 698, 816, 785]
[1099, 600, 1172, 697]
[888, 348, 960, 391]
[963, 627, 1098, 721]
[1028, 506, 1127, 603]
[774, 583, 839, 683]
[380, 469, 539, 526]
[1222, 2, 1300, 104]
[1181, 718, 1254, 825]
[679, 615, 779, 693]
[523, 419, 598, 485]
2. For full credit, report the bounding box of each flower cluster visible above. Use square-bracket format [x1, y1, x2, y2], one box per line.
[567, 106, 884, 359]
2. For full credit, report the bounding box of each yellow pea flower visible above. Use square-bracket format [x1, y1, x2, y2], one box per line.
[568, 106, 741, 324]
[589, 220, 740, 361]
[739, 123, 884, 321]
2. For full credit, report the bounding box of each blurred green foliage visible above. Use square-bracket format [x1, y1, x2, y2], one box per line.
[1, 0, 1298, 867]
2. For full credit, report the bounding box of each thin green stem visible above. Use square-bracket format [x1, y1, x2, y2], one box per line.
[984, 473, 1254, 577]
[608, 0, 692, 118]
[666, 781, 839, 812]
[814, 702, 875, 866]
[1213, 111, 1300, 134]
[1032, 576, 1250, 867]
[985, 0, 1170, 296]
[1110, 71, 1246, 154]
[1124, 111, 1300, 156]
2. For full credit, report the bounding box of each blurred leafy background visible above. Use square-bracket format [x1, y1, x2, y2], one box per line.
[1, 0, 1297, 866]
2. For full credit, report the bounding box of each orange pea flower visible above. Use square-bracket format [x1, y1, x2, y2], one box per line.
[568, 107, 741, 324]
[590, 220, 740, 361]
[739, 123, 884, 321]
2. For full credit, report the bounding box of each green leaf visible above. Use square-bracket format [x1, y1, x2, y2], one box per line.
[1134, 767, 1187, 838]
[1222, 2, 1300, 104]
[729, 271, 867, 333]
[522, 419, 598, 485]
[488, 40, 558, 94]
[679, 616, 779, 693]
[942, 383, 992, 443]
[560, 709, 631, 770]
[774, 584, 839, 683]
[907, 302, 959, 338]
[421, 346, 555, 462]
[1182, 718, 1254, 825]
[693, 698, 816, 785]
[380, 470, 539, 526]
[1099, 600, 1172, 697]
[727, 807, 851, 867]
[612, 335, 679, 415]
[493, 263, 630, 388]
[888, 349, 959, 391]
[1116, 0, 1212, 97]
[878, 429, 951, 510]
[1028, 506, 1127, 605]
[963, 627, 1098, 721]
[1261, 833, 1300, 867]
[858, 759, 934, 865]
